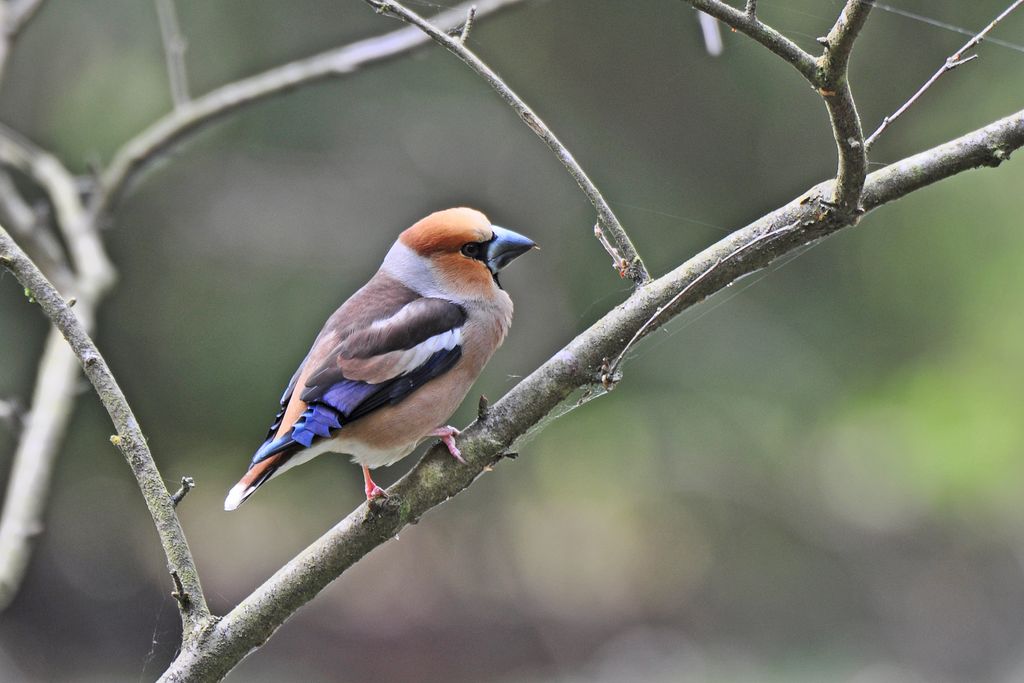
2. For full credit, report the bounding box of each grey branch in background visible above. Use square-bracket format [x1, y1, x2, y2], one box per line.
[154, 0, 190, 108]
[0, 125, 116, 612]
[0, 225, 210, 634]
[92, 0, 527, 221]
[364, 0, 650, 285]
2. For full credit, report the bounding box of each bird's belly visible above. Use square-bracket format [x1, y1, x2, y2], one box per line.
[332, 367, 475, 468]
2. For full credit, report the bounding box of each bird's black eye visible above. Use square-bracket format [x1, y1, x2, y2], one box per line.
[461, 242, 481, 258]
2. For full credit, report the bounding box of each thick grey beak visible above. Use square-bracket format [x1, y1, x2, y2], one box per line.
[485, 225, 536, 274]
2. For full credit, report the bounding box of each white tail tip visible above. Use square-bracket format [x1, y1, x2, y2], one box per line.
[224, 483, 252, 511]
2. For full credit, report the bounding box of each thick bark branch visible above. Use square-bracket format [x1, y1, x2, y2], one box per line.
[91, 0, 526, 220]
[817, 0, 871, 213]
[160, 108, 1024, 682]
[0, 225, 211, 634]
[365, 0, 649, 285]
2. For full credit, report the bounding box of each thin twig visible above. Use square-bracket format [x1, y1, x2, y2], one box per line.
[865, 0, 1024, 149]
[458, 4, 475, 44]
[683, 0, 817, 81]
[0, 223, 210, 634]
[607, 221, 801, 379]
[745, 0, 757, 18]
[171, 476, 195, 507]
[365, 0, 650, 285]
[160, 107, 1024, 681]
[92, 0, 526, 221]
[154, 0, 190, 107]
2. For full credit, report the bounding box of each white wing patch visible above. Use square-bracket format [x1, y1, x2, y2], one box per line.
[388, 328, 462, 377]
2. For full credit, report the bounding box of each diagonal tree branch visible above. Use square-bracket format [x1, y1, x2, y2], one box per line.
[159, 108, 1024, 682]
[365, 0, 650, 285]
[0, 223, 211, 634]
[90, 0, 527, 221]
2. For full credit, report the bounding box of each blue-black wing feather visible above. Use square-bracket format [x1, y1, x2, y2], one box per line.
[250, 346, 462, 466]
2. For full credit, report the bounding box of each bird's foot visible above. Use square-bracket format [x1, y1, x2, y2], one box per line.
[362, 465, 388, 500]
[430, 425, 465, 464]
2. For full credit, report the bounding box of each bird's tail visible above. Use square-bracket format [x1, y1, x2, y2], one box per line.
[223, 455, 283, 511]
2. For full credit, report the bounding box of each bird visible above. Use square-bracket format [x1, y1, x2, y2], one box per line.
[224, 207, 536, 511]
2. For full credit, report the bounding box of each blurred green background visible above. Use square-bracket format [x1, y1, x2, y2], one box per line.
[1, 1, 1024, 681]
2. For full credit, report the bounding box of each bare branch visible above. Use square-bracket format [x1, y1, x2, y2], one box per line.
[154, 0, 190, 108]
[92, 0, 526, 221]
[683, 1, 871, 214]
[457, 4, 475, 45]
[0, 225, 209, 631]
[866, 0, 1024, 149]
[0, 124, 114, 295]
[0, 329, 81, 610]
[817, 0, 872, 214]
[0, 127, 118, 611]
[0, 223, 210, 634]
[160, 108, 1024, 681]
[682, 0, 818, 81]
[171, 476, 195, 507]
[365, 0, 650, 285]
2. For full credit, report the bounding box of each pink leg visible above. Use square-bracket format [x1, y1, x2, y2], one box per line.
[430, 426, 466, 464]
[362, 465, 387, 500]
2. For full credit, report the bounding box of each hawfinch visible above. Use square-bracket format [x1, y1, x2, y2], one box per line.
[224, 208, 535, 510]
